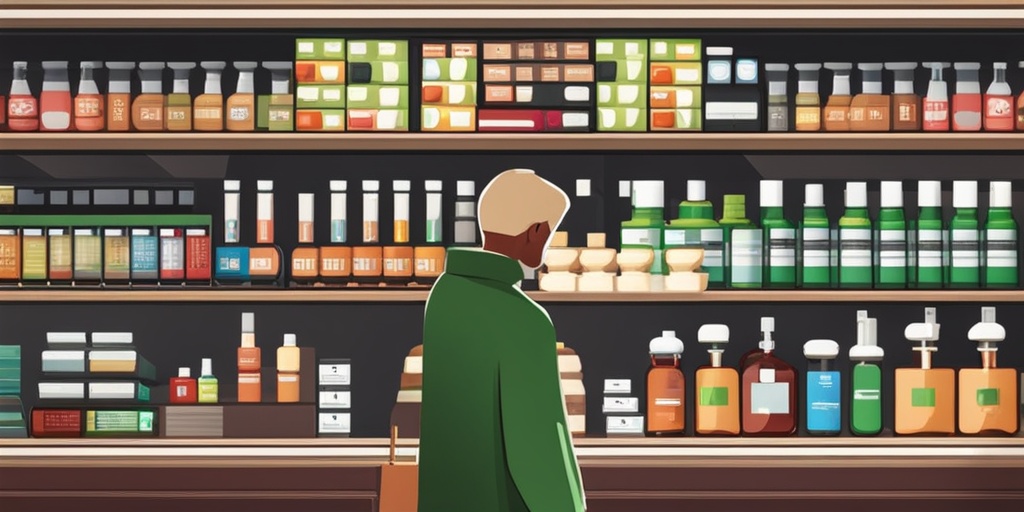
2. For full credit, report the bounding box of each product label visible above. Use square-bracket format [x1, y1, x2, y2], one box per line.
[795, 106, 820, 128]
[131, 235, 159, 277]
[195, 107, 222, 120]
[767, 105, 788, 131]
[729, 229, 762, 285]
[331, 219, 347, 243]
[977, 388, 1000, 406]
[699, 386, 729, 406]
[750, 382, 790, 414]
[911, 387, 936, 407]
[49, 234, 72, 279]
[878, 229, 907, 268]
[75, 97, 101, 118]
[807, 371, 841, 432]
[225, 219, 239, 244]
[924, 99, 948, 124]
[987, 96, 1013, 119]
[840, 228, 872, 268]
[175, 385, 189, 398]
[186, 234, 211, 280]
[622, 227, 663, 273]
[161, 237, 184, 272]
[986, 229, 1018, 268]
[167, 107, 189, 122]
[0, 235, 18, 279]
[767, 228, 796, 267]
[73, 234, 102, 277]
[802, 227, 831, 268]
[139, 107, 162, 122]
[104, 237, 130, 277]
[8, 96, 36, 119]
[229, 106, 251, 121]
[897, 100, 917, 123]
[917, 229, 943, 269]
[109, 95, 129, 127]
[663, 228, 723, 270]
[951, 228, 980, 268]
[22, 235, 46, 280]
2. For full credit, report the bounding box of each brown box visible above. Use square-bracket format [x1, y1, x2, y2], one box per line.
[300, 347, 316, 403]
[223, 404, 316, 438]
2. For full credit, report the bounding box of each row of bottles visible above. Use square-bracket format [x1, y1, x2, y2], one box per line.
[645, 307, 1019, 436]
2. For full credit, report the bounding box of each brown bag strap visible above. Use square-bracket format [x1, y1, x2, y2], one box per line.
[389, 425, 398, 465]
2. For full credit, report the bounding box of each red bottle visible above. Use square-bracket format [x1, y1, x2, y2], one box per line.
[984, 62, 1014, 132]
[170, 367, 198, 404]
[40, 61, 73, 132]
[741, 317, 798, 436]
[646, 331, 685, 436]
[8, 61, 39, 132]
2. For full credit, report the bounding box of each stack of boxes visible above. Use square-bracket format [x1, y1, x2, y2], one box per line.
[317, 358, 351, 437]
[346, 40, 410, 131]
[295, 38, 347, 132]
[0, 345, 26, 437]
[389, 344, 422, 438]
[421, 42, 479, 132]
[603, 378, 643, 436]
[479, 41, 594, 132]
[596, 39, 649, 132]
[649, 38, 703, 131]
[557, 343, 587, 437]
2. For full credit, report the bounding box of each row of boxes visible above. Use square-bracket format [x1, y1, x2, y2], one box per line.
[603, 378, 644, 436]
[421, 42, 478, 132]
[597, 39, 649, 132]
[318, 358, 352, 437]
[295, 38, 348, 132]
[650, 38, 703, 131]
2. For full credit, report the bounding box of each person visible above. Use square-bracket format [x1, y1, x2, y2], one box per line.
[418, 169, 585, 512]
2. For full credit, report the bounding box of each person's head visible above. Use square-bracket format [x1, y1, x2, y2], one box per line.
[478, 169, 570, 269]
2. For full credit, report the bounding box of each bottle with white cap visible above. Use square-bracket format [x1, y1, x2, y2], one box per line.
[876, 181, 907, 288]
[850, 63, 889, 132]
[646, 330, 685, 436]
[197, 358, 219, 403]
[895, 307, 954, 435]
[838, 182, 872, 288]
[718, 194, 761, 289]
[277, 333, 301, 403]
[804, 338, 841, 436]
[949, 180, 980, 288]
[384, 180, 414, 285]
[799, 183, 831, 288]
[984, 62, 1014, 132]
[741, 317, 797, 436]
[695, 324, 739, 435]
[959, 307, 1019, 435]
[760, 180, 796, 288]
[850, 310, 884, 436]
[983, 181, 1018, 288]
[621, 180, 666, 276]
[911, 180, 945, 288]
[665, 180, 724, 287]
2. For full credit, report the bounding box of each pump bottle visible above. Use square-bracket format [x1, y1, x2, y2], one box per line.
[227, 62, 257, 131]
[741, 317, 797, 436]
[798, 184, 831, 288]
[646, 330, 685, 436]
[166, 62, 196, 131]
[952, 62, 982, 132]
[804, 339, 841, 436]
[895, 308, 954, 435]
[74, 62, 105, 132]
[850, 311, 884, 436]
[695, 324, 739, 435]
[850, 63, 888, 131]
[949, 180, 980, 288]
[876, 181, 907, 288]
[195, 62, 226, 131]
[838, 182, 872, 288]
[760, 180, 796, 288]
[958, 307, 1019, 436]
[887, 62, 920, 131]
[793, 63, 821, 131]
[984, 181, 1018, 288]
[984, 62, 1013, 132]
[132, 62, 166, 132]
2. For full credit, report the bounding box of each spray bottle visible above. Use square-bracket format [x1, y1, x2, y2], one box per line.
[895, 307, 954, 435]
[849, 310, 884, 436]
[922, 62, 951, 131]
[695, 324, 739, 435]
[959, 307, 1019, 435]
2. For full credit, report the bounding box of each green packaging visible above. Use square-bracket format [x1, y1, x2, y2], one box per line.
[664, 180, 724, 287]
[720, 194, 762, 288]
[760, 180, 796, 288]
[597, 108, 647, 131]
[650, 39, 702, 62]
[875, 181, 908, 288]
[598, 83, 649, 108]
[296, 38, 346, 60]
[838, 182, 872, 288]
[912, 180, 945, 288]
[984, 181, 1018, 288]
[260, 62, 294, 131]
[949, 180, 980, 288]
[421, 58, 478, 82]
[346, 85, 410, 109]
[850, 311, 883, 436]
[346, 40, 410, 62]
[296, 84, 346, 109]
[799, 184, 831, 288]
[596, 39, 649, 62]
[621, 180, 666, 276]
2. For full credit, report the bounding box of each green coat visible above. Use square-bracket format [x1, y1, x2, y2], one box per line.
[418, 248, 585, 512]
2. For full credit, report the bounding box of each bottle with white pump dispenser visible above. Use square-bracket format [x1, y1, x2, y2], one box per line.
[959, 307, 1019, 436]
[695, 324, 739, 435]
[804, 339, 841, 436]
[850, 310, 884, 436]
[741, 317, 797, 436]
[646, 330, 685, 436]
[895, 307, 954, 435]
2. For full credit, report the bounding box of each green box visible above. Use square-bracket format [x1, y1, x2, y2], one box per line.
[347, 40, 409, 62]
[597, 83, 647, 108]
[422, 58, 478, 82]
[598, 59, 648, 84]
[348, 61, 410, 85]
[912, 387, 937, 408]
[977, 388, 1000, 406]
[595, 39, 648, 61]
[421, 82, 478, 107]
[651, 108, 702, 131]
[296, 109, 347, 131]
[296, 38, 346, 60]
[346, 85, 409, 109]
[296, 85, 346, 109]
[0, 346, 21, 359]
[347, 109, 409, 131]
[597, 107, 648, 132]
[258, 94, 295, 132]
[650, 38, 702, 62]
[699, 386, 730, 406]
[650, 86, 702, 109]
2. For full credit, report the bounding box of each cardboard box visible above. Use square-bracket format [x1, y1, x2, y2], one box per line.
[482, 83, 593, 108]
[295, 61, 346, 84]
[295, 38, 346, 60]
[422, 42, 478, 59]
[223, 404, 316, 438]
[650, 62, 702, 86]
[421, 106, 477, 131]
[347, 109, 408, 131]
[346, 85, 409, 109]
[483, 64, 594, 84]
[296, 109, 346, 131]
[421, 83, 477, 106]
[296, 84, 346, 109]
[597, 107, 647, 131]
[650, 86, 702, 109]
[597, 83, 646, 107]
[347, 40, 410, 62]
[651, 108, 703, 131]
[596, 60, 648, 83]
[483, 41, 590, 61]
[422, 58, 478, 82]
[478, 109, 589, 132]
[650, 39, 702, 62]
[595, 39, 648, 61]
[348, 61, 409, 85]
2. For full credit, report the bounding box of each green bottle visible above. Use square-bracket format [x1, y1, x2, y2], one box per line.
[912, 180, 944, 288]
[838, 182, 873, 288]
[719, 194, 762, 289]
[621, 180, 666, 276]
[799, 183, 831, 288]
[760, 180, 796, 288]
[665, 180, 724, 287]
[984, 181, 1018, 288]
[875, 181, 907, 288]
[949, 180, 980, 288]
[197, 358, 219, 404]
[850, 310, 883, 436]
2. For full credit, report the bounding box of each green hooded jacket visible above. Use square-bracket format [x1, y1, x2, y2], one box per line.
[417, 248, 585, 512]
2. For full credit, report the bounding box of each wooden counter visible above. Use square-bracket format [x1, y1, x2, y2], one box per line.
[3, 438, 1024, 511]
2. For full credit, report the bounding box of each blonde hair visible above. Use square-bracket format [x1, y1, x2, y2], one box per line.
[478, 169, 570, 238]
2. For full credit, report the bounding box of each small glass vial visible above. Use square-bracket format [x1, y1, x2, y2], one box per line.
[646, 330, 685, 436]
[454, 180, 478, 246]
[764, 64, 789, 132]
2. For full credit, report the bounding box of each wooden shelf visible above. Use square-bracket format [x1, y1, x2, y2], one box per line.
[3, 5, 1023, 29]
[0, 289, 1020, 303]
[5, 133, 1024, 153]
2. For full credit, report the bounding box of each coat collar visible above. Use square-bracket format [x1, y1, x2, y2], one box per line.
[444, 248, 524, 286]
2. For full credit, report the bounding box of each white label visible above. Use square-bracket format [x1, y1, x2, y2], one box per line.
[318, 390, 352, 409]
[602, 396, 640, 413]
[319, 363, 351, 386]
[621, 228, 659, 246]
[730, 229, 762, 285]
[759, 368, 776, 383]
[318, 412, 351, 434]
[705, 101, 760, 120]
[802, 227, 830, 268]
[654, 398, 682, 407]
[986, 229, 1018, 268]
[840, 228, 872, 268]
[604, 379, 632, 394]
[878, 229, 907, 268]
[951, 229, 980, 268]
[751, 382, 790, 414]
[767, 228, 796, 267]
[606, 415, 645, 434]
[917, 229, 943, 269]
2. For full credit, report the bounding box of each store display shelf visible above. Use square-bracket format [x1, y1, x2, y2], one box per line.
[0, 289, 1020, 303]
[5, 133, 1024, 153]
[9, 0, 1023, 7]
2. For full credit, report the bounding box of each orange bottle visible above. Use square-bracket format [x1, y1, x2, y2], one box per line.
[226, 62, 256, 132]
[105, 62, 134, 132]
[237, 312, 261, 403]
[194, 62, 226, 132]
[895, 307, 955, 435]
[646, 330, 685, 436]
[131, 62, 166, 131]
[694, 324, 740, 436]
[250, 180, 283, 286]
[959, 307, 1019, 436]
[291, 193, 320, 285]
[74, 61, 105, 131]
[384, 180, 414, 285]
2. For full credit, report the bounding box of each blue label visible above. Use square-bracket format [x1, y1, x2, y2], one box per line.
[331, 220, 347, 243]
[130, 235, 159, 277]
[806, 370, 841, 434]
[214, 246, 250, 280]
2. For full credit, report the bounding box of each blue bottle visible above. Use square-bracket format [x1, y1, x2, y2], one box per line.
[804, 339, 841, 436]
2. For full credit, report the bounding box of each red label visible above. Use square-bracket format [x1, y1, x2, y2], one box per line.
[922, 99, 949, 130]
[75, 96, 102, 118]
[986, 95, 1013, 118]
[31, 409, 82, 437]
[186, 234, 211, 281]
[8, 95, 37, 119]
